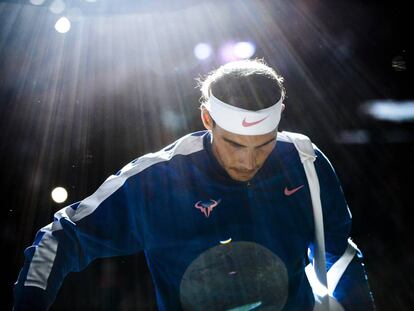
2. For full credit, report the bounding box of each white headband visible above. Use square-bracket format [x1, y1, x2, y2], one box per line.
[204, 94, 283, 135]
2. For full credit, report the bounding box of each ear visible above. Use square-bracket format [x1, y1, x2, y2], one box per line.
[281, 103, 285, 113]
[200, 107, 214, 130]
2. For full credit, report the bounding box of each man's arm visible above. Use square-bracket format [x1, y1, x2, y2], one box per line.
[310, 147, 375, 311]
[14, 161, 145, 310]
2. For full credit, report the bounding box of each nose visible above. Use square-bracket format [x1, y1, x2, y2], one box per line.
[238, 149, 256, 171]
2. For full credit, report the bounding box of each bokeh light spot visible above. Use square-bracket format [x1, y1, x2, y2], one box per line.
[54, 17, 71, 33]
[234, 41, 256, 59]
[194, 43, 212, 60]
[49, 0, 66, 14]
[51, 187, 68, 204]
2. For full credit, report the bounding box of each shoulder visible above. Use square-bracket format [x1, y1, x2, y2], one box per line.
[276, 131, 334, 167]
[277, 131, 328, 157]
[113, 131, 207, 179]
[275, 131, 316, 158]
[70, 132, 207, 222]
[277, 131, 311, 143]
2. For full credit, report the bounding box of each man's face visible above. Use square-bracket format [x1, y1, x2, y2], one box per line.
[210, 124, 277, 182]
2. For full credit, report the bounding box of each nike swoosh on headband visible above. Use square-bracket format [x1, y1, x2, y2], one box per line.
[242, 115, 269, 127]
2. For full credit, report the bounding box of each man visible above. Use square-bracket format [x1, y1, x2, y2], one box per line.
[14, 59, 375, 310]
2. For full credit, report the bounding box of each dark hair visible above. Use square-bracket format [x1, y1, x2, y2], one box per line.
[198, 59, 285, 111]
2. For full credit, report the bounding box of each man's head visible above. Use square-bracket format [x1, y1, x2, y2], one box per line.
[198, 59, 286, 182]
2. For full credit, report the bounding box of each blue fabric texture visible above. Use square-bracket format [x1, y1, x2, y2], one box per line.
[14, 131, 375, 310]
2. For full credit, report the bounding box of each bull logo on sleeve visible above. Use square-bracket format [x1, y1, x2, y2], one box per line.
[194, 199, 221, 218]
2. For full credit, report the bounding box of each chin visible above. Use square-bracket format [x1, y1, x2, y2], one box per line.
[235, 176, 252, 182]
[229, 172, 255, 182]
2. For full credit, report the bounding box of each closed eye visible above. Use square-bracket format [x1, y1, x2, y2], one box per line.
[223, 137, 275, 149]
[228, 141, 244, 148]
[256, 139, 275, 149]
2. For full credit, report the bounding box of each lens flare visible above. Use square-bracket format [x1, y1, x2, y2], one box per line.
[51, 187, 68, 203]
[54, 17, 71, 33]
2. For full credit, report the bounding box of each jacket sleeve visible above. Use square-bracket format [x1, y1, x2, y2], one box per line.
[13, 161, 146, 311]
[310, 147, 375, 311]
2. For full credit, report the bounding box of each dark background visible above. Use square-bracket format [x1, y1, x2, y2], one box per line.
[1, 0, 412, 310]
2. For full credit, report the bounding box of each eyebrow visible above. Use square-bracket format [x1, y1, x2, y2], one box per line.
[223, 136, 276, 148]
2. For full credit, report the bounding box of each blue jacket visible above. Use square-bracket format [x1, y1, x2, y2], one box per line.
[14, 131, 375, 310]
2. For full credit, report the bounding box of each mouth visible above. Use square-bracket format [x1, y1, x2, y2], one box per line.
[234, 169, 254, 174]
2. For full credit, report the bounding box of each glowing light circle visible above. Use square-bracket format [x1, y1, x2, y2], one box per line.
[55, 17, 71, 33]
[194, 43, 212, 60]
[49, 0, 66, 14]
[51, 187, 68, 203]
[234, 41, 256, 59]
[219, 42, 237, 63]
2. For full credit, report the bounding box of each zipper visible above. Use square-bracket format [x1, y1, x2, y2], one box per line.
[246, 181, 254, 201]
